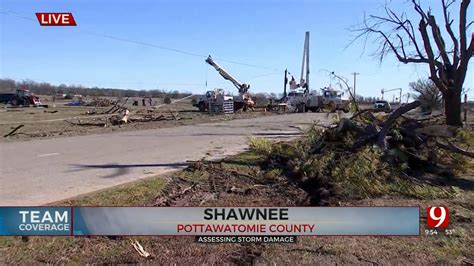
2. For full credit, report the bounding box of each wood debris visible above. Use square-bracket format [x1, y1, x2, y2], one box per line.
[130, 240, 151, 258]
[4, 124, 25, 138]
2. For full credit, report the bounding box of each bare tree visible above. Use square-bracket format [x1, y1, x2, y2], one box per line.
[353, 0, 473, 126]
[409, 79, 443, 111]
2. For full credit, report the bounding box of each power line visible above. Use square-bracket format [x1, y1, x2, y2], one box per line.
[0, 8, 281, 71]
[248, 71, 281, 80]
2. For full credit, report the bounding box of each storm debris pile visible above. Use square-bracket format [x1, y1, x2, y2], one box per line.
[250, 101, 472, 205]
[69, 110, 183, 127]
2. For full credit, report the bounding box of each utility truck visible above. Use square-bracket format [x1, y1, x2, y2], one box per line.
[193, 55, 255, 112]
[288, 87, 349, 113]
[285, 31, 350, 113]
[192, 88, 233, 113]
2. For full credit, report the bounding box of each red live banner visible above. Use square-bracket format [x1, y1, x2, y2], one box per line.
[35, 13, 77, 26]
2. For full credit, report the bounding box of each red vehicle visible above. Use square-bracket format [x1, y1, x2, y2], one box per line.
[3, 89, 41, 106]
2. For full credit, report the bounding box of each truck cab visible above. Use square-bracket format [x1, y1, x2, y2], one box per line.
[321, 88, 343, 105]
[286, 87, 348, 113]
[192, 89, 232, 112]
[286, 90, 305, 104]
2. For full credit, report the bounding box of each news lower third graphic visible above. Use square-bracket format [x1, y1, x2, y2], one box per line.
[0, 207, 420, 238]
[0, 207, 72, 235]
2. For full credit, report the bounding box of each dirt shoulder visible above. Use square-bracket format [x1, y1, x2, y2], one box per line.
[0, 151, 472, 264]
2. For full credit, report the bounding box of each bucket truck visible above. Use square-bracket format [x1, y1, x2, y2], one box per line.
[286, 32, 349, 113]
[193, 55, 255, 112]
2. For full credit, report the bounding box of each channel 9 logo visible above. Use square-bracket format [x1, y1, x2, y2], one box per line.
[426, 207, 449, 228]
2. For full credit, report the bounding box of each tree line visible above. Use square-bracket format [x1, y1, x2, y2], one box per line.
[0, 79, 192, 98]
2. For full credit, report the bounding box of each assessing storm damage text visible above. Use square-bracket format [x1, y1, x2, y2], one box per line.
[196, 236, 298, 244]
[177, 208, 315, 234]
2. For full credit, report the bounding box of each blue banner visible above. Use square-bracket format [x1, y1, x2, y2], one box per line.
[0, 207, 72, 235]
[0, 207, 420, 236]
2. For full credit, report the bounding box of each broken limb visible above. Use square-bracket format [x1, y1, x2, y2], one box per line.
[350, 108, 373, 119]
[65, 120, 107, 127]
[4, 124, 25, 138]
[436, 140, 474, 158]
[377, 101, 421, 150]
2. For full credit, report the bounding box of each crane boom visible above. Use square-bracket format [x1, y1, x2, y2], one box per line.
[299, 31, 310, 91]
[205, 55, 250, 94]
[381, 88, 402, 102]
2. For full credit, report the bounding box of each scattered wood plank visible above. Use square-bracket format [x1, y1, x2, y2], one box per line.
[104, 103, 119, 114]
[65, 120, 107, 127]
[4, 124, 25, 138]
[169, 110, 179, 120]
[130, 240, 151, 258]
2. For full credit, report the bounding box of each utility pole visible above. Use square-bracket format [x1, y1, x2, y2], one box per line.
[351, 72, 360, 101]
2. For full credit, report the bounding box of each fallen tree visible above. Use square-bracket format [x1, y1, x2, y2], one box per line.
[250, 101, 473, 205]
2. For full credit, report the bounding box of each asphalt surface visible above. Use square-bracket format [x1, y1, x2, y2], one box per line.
[0, 113, 340, 206]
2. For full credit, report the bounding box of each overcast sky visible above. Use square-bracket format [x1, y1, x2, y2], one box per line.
[1, 0, 473, 100]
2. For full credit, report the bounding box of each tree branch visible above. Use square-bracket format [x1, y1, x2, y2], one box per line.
[370, 28, 429, 64]
[418, 18, 447, 92]
[377, 101, 421, 150]
[442, 0, 460, 67]
[427, 14, 452, 66]
[386, 7, 426, 59]
[436, 140, 474, 158]
[456, 0, 472, 89]
[329, 71, 360, 112]
[459, 0, 470, 58]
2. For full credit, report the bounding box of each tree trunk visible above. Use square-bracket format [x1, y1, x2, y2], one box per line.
[443, 88, 462, 126]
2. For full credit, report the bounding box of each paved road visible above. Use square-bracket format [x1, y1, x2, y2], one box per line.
[0, 113, 339, 206]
